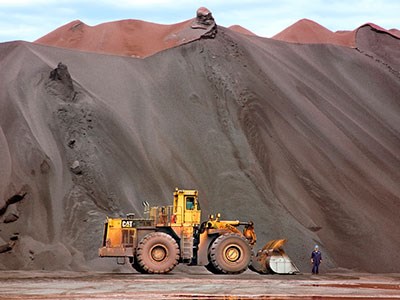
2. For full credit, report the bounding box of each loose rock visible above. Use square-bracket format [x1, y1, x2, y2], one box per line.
[191, 7, 217, 38]
[4, 213, 19, 223]
[10, 234, 19, 241]
[70, 160, 83, 175]
[47, 62, 76, 102]
[0, 237, 11, 253]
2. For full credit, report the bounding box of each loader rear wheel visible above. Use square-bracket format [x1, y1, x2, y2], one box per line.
[136, 232, 179, 274]
[208, 233, 251, 274]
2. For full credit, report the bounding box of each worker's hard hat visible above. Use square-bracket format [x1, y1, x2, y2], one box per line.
[314, 245, 319, 249]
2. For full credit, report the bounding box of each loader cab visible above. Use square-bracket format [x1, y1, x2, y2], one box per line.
[172, 188, 201, 225]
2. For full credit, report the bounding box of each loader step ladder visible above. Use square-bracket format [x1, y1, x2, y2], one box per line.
[181, 226, 194, 260]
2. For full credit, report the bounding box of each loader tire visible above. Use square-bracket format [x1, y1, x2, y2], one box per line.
[131, 257, 146, 273]
[208, 233, 251, 274]
[136, 232, 179, 274]
[205, 262, 223, 274]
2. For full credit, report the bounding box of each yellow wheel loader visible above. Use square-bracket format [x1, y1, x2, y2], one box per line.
[99, 188, 299, 274]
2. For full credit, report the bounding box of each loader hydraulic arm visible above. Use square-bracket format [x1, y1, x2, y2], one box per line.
[204, 214, 256, 246]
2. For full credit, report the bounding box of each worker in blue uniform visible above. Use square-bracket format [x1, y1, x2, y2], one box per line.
[311, 245, 322, 274]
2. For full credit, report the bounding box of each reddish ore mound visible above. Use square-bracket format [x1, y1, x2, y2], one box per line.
[272, 19, 400, 49]
[272, 19, 356, 47]
[35, 8, 217, 58]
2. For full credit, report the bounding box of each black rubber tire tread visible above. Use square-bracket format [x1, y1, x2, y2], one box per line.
[205, 237, 222, 274]
[131, 257, 146, 273]
[208, 233, 251, 274]
[205, 262, 223, 274]
[136, 232, 179, 274]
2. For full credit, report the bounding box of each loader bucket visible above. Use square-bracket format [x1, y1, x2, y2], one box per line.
[249, 239, 300, 275]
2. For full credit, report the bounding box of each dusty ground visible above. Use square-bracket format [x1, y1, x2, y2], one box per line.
[0, 268, 399, 299]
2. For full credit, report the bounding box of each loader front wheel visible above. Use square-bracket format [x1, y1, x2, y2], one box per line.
[208, 233, 251, 274]
[205, 261, 222, 274]
[131, 257, 146, 273]
[136, 232, 179, 274]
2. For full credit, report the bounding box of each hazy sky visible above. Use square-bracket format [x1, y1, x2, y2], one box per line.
[0, 0, 399, 42]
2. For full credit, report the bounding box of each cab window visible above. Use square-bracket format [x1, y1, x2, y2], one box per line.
[186, 197, 195, 210]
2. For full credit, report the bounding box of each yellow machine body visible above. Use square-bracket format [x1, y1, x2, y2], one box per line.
[99, 188, 202, 259]
[98, 188, 298, 275]
[172, 189, 201, 225]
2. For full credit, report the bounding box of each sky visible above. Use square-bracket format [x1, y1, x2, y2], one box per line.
[0, 0, 399, 42]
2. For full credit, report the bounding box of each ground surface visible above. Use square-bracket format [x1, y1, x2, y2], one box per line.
[0, 268, 399, 299]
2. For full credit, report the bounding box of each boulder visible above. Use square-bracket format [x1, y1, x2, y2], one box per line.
[70, 160, 83, 175]
[4, 213, 19, 223]
[0, 193, 26, 216]
[191, 7, 217, 38]
[46, 62, 76, 102]
[0, 237, 11, 253]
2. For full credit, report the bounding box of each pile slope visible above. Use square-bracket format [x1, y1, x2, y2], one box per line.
[0, 24, 399, 272]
